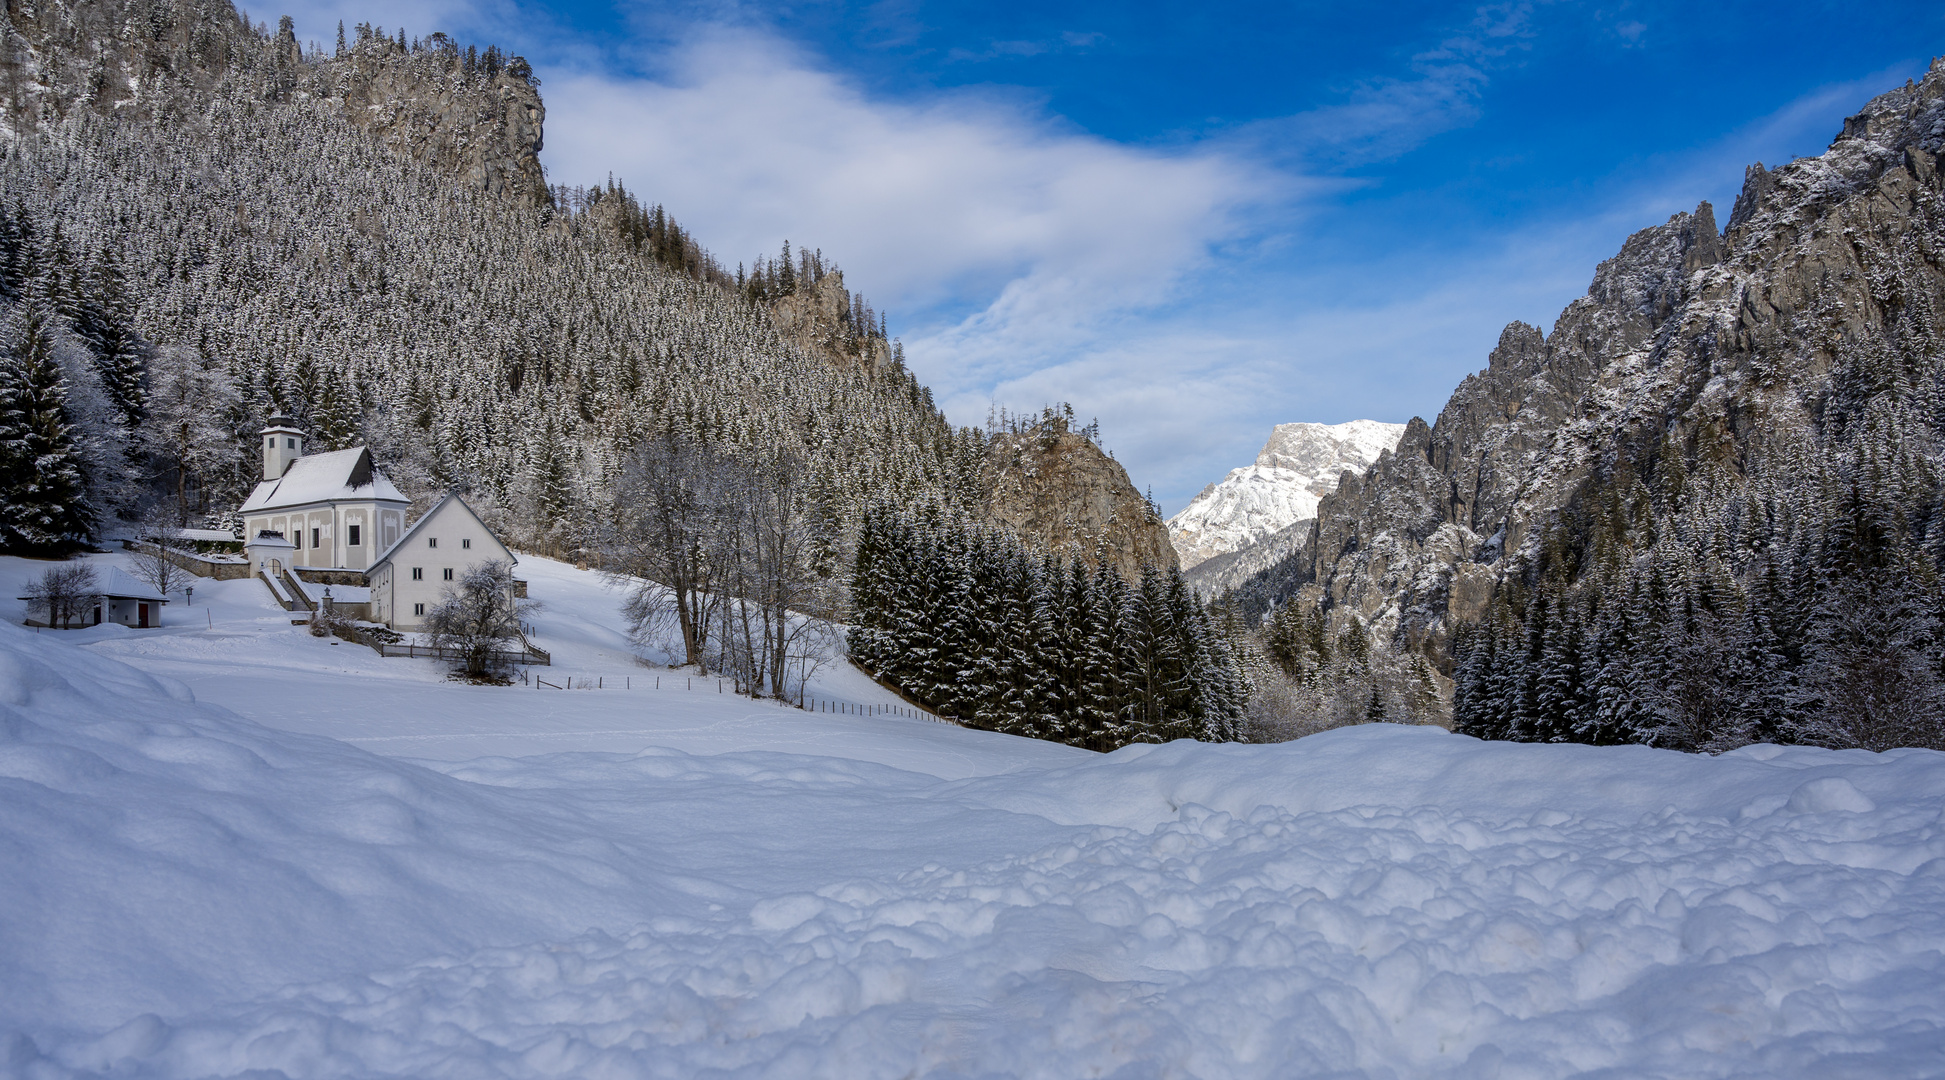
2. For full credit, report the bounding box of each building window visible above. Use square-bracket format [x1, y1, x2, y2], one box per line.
[411, 567, 423, 580]
[291, 531, 301, 549]
[462, 538, 471, 549]
[443, 568, 454, 581]
[414, 603, 425, 616]
[287, 437, 296, 449]
[429, 537, 437, 548]
[348, 524, 360, 547]
[311, 528, 320, 550]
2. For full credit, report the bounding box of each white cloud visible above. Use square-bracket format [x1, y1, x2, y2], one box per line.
[542, 30, 1286, 410]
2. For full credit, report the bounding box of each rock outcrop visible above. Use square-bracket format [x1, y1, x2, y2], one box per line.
[985, 426, 1177, 581]
[0, 0, 547, 207]
[767, 271, 895, 374]
[1170, 420, 1404, 572]
[334, 45, 546, 205]
[1266, 58, 1945, 670]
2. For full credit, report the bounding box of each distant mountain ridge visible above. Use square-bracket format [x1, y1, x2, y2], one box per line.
[1169, 420, 1403, 583]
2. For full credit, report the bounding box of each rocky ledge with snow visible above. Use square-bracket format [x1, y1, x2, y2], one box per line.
[1169, 420, 1404, 572]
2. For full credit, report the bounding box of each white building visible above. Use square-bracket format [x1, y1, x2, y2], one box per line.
[368, 492, 517, 631]
[19, 566, 169, 628]
[234, 419, 517, 631]
[239, 417, 410, 572]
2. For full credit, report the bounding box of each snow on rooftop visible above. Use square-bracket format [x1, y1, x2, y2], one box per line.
[293, 578, 370, 604]
[166, 528, 241, 544]
[238, 446, 407, 513]
[94, 565, 168, 601]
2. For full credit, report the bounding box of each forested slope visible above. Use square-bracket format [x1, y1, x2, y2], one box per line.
[1250, 60, 1945, 751]
[0, 0, 1051, 560]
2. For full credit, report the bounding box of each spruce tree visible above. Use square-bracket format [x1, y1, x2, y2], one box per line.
[0, 308, 94, 553]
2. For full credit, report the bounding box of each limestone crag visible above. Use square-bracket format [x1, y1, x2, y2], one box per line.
[1270, 58, 1945, 670]
[334, 48, 546, 205]
[766, 271, 894, 374]
[986, 427, 1177, 582]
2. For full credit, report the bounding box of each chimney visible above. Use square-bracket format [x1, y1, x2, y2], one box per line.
[260, 417, 305, 481]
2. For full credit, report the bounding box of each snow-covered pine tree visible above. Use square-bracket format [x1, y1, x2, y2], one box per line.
[0, 306, 94, 553]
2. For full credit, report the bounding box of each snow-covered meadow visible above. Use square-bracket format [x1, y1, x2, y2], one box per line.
[3, 553, 1944, 1078]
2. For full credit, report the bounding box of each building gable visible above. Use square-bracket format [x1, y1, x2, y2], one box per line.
[373, 492, 513, 570]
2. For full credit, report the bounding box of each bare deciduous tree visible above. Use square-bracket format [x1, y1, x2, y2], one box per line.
[423, 558, 538, 681]
[142, 345, 242, 524]
[607, 435, 838, 702]
[607, 434, 729, 670]
[23, 563, 98, 628]
[130, 503, 194, 600]
[713, 450, 840, 701]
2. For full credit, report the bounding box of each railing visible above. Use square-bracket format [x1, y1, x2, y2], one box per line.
[511, 669, 940, 721]
[258, 569, 298, 610]
[372, 641, 551, 666]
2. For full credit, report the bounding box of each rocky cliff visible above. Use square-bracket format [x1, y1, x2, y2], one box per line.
[986, 425, 1177, 581]
[1170, 420, 1404, 571]
[1270, 59, 1945, 671]
[0, 0, 546, 206]
[331, 36, 546, 205]
[767, 271, 895, 374]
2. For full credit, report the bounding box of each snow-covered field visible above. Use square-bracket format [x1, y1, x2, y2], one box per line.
[4, 552, 1945, 1078]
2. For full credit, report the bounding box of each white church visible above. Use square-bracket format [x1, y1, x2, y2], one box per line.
[240, 417, 516, 631]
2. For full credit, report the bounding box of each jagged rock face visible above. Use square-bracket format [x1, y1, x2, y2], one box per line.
[986, 428, 1177, 581]
[1289, 58, 1945, 668]
[767, 271, 894, 374]
[0, 0, 546, 206]
[1170, 420, 1403, 570]
[335, 51, 546, 205]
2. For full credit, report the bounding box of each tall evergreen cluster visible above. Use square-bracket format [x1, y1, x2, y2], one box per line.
[849, 505, 1247, 750]
[1453, 303, 1945, 753]
[0, 200, 150, 553]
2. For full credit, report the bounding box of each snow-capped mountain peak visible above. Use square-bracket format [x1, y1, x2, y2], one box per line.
[1169, 420, 1405, 570]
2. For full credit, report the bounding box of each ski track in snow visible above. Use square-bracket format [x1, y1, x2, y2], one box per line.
[3, 554, 1945, 1077]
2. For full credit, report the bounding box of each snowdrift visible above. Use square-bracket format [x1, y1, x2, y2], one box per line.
[4, 619, 1945, 1078]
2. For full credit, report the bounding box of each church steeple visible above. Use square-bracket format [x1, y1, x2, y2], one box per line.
[260, 417, 305, 480]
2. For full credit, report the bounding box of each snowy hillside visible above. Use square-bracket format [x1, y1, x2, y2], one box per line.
[1170, 420, 1404, 570]
[4, 554, 1945, 1076]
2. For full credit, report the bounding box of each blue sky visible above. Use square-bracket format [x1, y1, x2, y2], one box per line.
[264, 0, 1945, 512]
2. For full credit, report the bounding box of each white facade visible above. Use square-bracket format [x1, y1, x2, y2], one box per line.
[20, 567, 169, 628]
[238, 419, 410, 572]
[367, 493, 516, 632]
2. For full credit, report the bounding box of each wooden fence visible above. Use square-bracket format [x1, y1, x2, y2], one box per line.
[516, 670, 941, 721]
[373, 641, 552, 666]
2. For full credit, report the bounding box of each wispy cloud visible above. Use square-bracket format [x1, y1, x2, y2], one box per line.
[544, 29, 1287, 391]
[945, 30, 1105, 63]
[1232, 2, 1536, 169]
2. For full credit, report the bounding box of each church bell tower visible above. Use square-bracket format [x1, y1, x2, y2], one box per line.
[260, 417, 305, 480]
